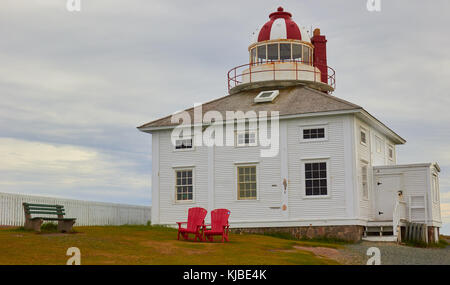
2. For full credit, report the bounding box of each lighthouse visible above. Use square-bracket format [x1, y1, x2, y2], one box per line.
[138, 7, 442, 244]
[228, 7, 335, 94]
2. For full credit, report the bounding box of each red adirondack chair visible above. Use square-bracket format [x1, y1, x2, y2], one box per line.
[177, 207, 207, 241]
[204, 209, 231, 242]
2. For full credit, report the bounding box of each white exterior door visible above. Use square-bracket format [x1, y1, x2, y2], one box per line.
[375, 175, 401, 221]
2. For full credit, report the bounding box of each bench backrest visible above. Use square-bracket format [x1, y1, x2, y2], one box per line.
[23, 203, 65, 217]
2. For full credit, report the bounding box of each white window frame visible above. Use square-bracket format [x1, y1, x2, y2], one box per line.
[387, 144, 394, 161]
[360, 161, 369, 200]
[174, 137, 194, 152]
[254, 90, 279, 103]
[173, 167, 195, 204]
[375, 136, 383, 154]
[360, 127, 368, 146]
[299, 124, 328, 143]
[234, 162, 259, 201]
[235, 129, 258, 147]
[301, 158, 331, 199]
[432, 174, 439, 203]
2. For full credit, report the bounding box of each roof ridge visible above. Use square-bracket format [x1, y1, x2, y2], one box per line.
[303, 87, 362, 109]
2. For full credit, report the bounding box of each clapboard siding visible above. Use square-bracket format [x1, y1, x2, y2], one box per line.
[154, 114, 357, 226]
[373, 164, 442, 226]
[152, 114, 441, 228]
[0, 192, 151, 226]
[214, 130, 283, 223]
[158, 130, 209, 224]
[287, 115, 349, 219]
[354, 117, 397, 220]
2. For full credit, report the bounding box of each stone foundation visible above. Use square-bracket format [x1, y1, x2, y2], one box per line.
[231, 225, 364, 242]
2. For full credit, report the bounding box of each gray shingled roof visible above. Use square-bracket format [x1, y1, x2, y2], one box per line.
[138, 86, 362, 129]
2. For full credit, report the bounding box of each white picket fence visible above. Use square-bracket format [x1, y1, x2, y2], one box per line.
[0, 192, 151, 227]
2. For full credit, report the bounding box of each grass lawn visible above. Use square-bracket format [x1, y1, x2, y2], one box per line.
[0, 225, 341, 265]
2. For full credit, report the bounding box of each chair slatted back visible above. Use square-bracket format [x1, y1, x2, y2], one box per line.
[23, 203, 65, 217]
[186, 207, 207, 231]
[210, 209, 230, 232]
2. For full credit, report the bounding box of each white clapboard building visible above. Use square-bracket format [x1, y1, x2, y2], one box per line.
[138, 7, 442, 242]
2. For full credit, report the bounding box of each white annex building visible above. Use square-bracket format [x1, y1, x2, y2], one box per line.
[138, 7, 442, 242]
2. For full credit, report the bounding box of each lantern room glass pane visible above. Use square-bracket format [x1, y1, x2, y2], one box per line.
[257, 45, 266, 63]
[280, 43, 291, 61]
[292, 44, 302, 61]
[303, 46, 310, 65]
[267, 44, 278, 61]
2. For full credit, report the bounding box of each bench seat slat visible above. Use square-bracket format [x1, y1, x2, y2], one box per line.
[31, 217, 75, 221]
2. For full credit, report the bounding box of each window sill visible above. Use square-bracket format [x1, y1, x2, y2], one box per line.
[300, 138, 328, 143]
[302, 195, 331, 200]
[235, 144, 258, 148]
[173, 148, 195, 153]
[173, 201, 195, 205]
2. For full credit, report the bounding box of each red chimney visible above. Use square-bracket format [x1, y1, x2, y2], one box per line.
[311, 28, 328, 84]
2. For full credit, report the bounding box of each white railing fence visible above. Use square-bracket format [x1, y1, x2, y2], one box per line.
[392, 199, 407, 240]
[0, 192, 151, 227]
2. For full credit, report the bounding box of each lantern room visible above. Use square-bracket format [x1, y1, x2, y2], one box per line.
[228, 7, 335, 95]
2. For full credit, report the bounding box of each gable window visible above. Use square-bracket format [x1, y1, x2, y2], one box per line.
[237, 165, 257, 200]
[304, 162, 328, 196]
[375, 136, 383, 153]
[236, 130, 257, 147]
[360, 128, 367, 145]
[361, 163, 369, 200]
[387, 145, 394, 160]
[303, 128, 325, 140]
[300, 125, 328, 142]
[175, 138, 192, 150]
[175, 169, 193, 201]
[432, 174, 439, 203]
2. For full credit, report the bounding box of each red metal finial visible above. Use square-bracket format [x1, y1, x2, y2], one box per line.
[269, 7, 292, 19]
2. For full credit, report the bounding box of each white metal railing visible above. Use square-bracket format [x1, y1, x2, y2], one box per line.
[392, 199, 407, 240]
[0, 192, 151, 227]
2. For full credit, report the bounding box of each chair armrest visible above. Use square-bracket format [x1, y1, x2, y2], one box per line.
[176, 222, 187, 229]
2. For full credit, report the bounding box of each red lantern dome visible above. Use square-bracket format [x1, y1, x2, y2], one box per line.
[257, 7, 308, 42]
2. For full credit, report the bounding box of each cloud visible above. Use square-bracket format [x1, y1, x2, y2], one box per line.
[0, 138, 150, 204]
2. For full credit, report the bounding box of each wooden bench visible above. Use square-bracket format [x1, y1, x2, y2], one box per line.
[23, 203, 76, 232]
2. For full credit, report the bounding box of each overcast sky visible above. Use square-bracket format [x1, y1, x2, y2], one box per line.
[1, 0, 449, 233]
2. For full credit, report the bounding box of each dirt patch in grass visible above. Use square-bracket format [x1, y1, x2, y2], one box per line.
[292, 246, 352, 264]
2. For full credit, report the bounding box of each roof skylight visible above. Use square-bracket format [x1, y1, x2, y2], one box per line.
[254, 90, 279, 103]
